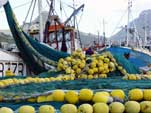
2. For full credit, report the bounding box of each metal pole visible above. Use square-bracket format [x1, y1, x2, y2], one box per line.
[126, 0, 132, 46]
[144, 27, 147, 48]
[73, 0, 76, 28]
[98, 31, 100, 45]
[103, 19, 106, 46]
[38, 0, 43, 42]
[54, 21, 58, 50]
[144, 12, 147, 47]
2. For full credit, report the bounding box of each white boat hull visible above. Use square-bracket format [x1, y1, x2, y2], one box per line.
[0, 49, 27, 77]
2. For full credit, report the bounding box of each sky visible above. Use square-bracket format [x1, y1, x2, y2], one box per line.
[0, 0, 151, 37]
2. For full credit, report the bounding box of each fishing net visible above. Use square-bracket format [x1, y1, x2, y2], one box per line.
[4, 2, 69, 74]
[0, 76, 150, 97]
[23, 32, 69, 62]
[2, 2, 151, 112]
[0, 76, 150, 112]
[113, 54, 140, 74]
[0, 51, 148, 112]
[1, 77, 148, 94]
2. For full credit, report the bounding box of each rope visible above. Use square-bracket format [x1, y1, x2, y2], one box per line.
[46, 0, 50, 6]
[77, 10, 84, 25]
[0, 1, 31, 13]
[29, 0, 37, 26]
[22, 0, 34, 28]
[60, 0, 63, 18]
[75, 17, 82, 48]
[110, 8, 128, 36]
[13, 1, 31, 10]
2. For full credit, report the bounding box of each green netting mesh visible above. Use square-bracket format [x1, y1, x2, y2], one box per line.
[0, 76, 150, 111]
[113, 54, 140, 74]
[0, 76, 150, 97]
[2, 2, 149, 112]
[23, 32, 69, 62]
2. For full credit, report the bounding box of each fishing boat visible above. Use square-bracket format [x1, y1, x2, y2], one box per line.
[1, 0, 151, 113]
[0, 30, 27, 77]
[0, 0, 85, 74]
[25, 0, 84, 53]
[99, 0, 151, 73]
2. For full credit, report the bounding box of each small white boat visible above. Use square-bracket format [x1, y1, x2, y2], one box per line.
[0, 49, 27, 77]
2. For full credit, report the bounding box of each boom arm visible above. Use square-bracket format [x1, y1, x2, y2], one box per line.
[64, 4, 84, 25]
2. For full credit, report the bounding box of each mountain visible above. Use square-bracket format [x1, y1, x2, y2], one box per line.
[0, 11, 100, 48]
[110, 9, 151, 46]
[78, 32, 98, 47]
[1, 9, 151, 47]
[0, 30, 14, 43]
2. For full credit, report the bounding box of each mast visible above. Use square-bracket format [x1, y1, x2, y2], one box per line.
[126, 0, 132, 46]
[73, 0, 76, 28]
[103, 18, 106, 46]
[144, 12, 148, 47]
[97, 31, 100, 45]
[38, 0, 43, 42]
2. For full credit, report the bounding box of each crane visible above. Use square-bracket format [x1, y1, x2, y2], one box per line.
[43, 1, 84, 52]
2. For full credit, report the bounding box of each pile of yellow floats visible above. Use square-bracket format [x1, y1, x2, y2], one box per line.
[0, 88, 151, 113]
[1, 50, 151, 113]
